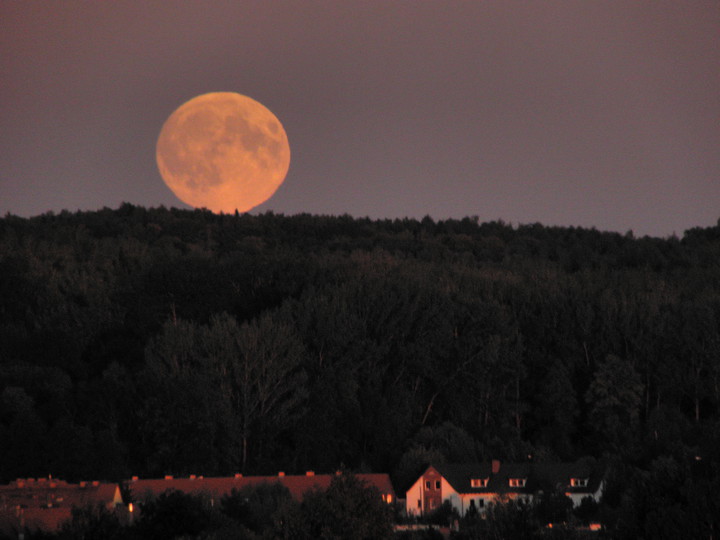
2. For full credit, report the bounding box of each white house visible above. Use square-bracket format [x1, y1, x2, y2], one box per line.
[405, 459, 604, 517]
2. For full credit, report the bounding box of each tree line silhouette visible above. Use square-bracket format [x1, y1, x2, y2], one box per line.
[1, 204, 719, 537]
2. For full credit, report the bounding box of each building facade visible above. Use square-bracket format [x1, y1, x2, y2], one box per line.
[405, 459, 604, 517]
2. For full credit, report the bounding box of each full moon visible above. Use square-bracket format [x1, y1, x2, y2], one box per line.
[156, 92, 290, 213]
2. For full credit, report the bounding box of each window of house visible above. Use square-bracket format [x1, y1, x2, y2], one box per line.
[426, 481, 431, 490]
[417, 499, 422, 508]
[479, 498, 485, 507]
[570, 478, 588, 487]
[435, 480, 441, 490]
[509, 478, 527, 488]
[471, 478, 489, 488]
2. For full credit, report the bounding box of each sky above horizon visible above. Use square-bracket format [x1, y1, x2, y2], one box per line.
[1, 2, 718, 238]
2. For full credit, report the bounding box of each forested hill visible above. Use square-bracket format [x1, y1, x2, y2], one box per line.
[1, 205, 719, 528]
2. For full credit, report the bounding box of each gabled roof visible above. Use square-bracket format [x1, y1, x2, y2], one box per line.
[0, 478, 121, 509]
[430, 459, 603, 496]
[0, 478, 122, 535]
[128, 472, 395, 502]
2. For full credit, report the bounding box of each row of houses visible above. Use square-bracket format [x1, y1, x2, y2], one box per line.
[0, 471, 394, 537]
[0, 460, 604, 537]
[127, 470, 396, 505]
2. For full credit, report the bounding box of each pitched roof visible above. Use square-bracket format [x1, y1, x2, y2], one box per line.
[432, 459, 603, 496]
[128, 472, 395, 502]
[0, 478, 121, 509]
[0, 478, 122, 534]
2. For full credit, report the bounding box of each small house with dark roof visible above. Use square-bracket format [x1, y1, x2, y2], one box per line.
[128, 471, 395, 506]
[405, 459, 604, 517]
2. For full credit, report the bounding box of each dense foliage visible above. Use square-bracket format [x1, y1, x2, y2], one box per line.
[2, 205, 720, 537]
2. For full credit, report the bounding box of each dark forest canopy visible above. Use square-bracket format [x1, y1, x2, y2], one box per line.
[1, 205, 720, 535]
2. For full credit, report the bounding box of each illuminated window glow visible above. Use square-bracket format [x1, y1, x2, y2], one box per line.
[509, 478, 526, 488]
[471, 478, 489, 488]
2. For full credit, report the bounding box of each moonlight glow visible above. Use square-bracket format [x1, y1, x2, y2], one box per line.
[156, 92, 290, 213]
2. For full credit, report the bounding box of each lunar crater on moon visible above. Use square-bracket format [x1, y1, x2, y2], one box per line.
[156, 92, 290, 213]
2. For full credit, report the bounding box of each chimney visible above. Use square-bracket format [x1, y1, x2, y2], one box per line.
[164, 475, 173, 480]
[189, 475, 196, 480]
[305, 471, 315, 476]
[278, 472, 285, 477]
[492, 460, 501, 474]
[131, 476, 139, 482]
[234, 473, 243, 479]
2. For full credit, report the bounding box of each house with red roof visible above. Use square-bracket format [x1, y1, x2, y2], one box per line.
[128, 471, 396, 506]
[0, 478, 124, 537]
[0, 471, 395, 536]
[406, 459, 604, 517]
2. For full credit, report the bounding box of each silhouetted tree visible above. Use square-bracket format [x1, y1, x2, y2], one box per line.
[299, 473, 394, 540]
[585, 354, 643, 452]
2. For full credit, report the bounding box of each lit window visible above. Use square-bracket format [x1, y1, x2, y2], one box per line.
[570, 478, 588, 487]
[509, 478, 526, 488]
[435, 480, 441, 490]
[471, 478, 489, 488]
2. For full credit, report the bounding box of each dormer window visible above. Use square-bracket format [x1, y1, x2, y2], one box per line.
[509, 478, 526, 488]
[570, 477, 588, 488]
[471, 478, 489, 488]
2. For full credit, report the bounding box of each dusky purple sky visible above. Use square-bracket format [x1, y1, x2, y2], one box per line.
[1, 2, 718, 238]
